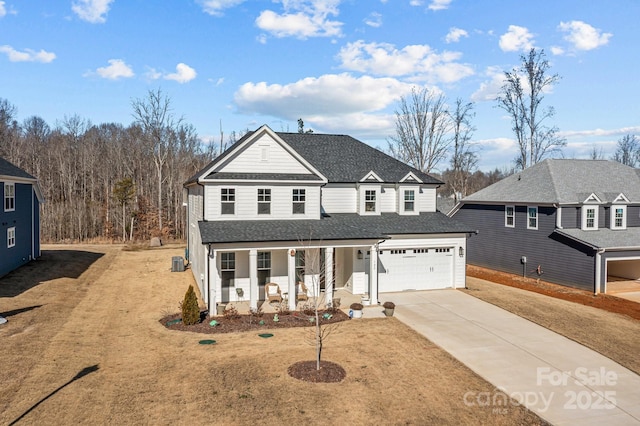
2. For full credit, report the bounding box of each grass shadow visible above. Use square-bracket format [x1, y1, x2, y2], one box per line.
[0, 250, 104, 298]
[9, 364, 100, 426]
[1, 305, 43, 318]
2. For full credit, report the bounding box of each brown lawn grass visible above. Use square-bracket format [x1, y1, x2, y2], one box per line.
[0, 245, 545, 425]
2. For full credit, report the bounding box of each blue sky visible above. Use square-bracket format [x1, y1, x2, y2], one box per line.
[1, 0, 638, 171]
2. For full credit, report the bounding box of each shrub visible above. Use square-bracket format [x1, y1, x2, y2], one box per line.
[181, 285, 200, 325]
[383, 301, 395, 309]
[276, 301, 291, 315]
[350, 302, 363, 310]
[223, 304, 241, 320]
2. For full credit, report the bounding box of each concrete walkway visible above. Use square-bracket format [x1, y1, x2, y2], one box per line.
[389, 289, 640, 425]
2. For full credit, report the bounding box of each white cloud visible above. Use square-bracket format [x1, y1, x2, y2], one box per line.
[559, 126, 640, 139]
[71, 0, 114, 24]
[364, 12, 382, 28]
[0, 45, 56, 63]
[470, 66, 504, 102]
[445, 27, 468, 43]
[255, 0, 343, 39]
[410, 0, 423, 6]
[164, 63, 197, 83]
[198, 0, 246, 17]
[144, 67, 162, 80]
[0, 2, 6, 17]
[429, 0, 452, 11]
[550, 46, 564, 56]
[558, 20, 612, 51]
[234, 73, 416, 123]
[499, 25, 534, 52]
[337, 40, 474, 84]
[92, 59, 134, 80]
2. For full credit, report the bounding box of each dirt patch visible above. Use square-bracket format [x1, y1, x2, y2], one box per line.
[467, 265, 640, 321]
[0, 245, 546, 425]
[464, 269, 640, 375]
[288, 360, 347, 383]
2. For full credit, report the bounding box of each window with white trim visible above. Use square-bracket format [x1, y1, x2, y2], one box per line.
[292, 189, 305, 214]
[527, 206, 538, 230]
[611, 205, 626, 229]
[257, 188, 271, 215]
[4, 182, 15, 212]
[221, 252, 235, 271]
[7, 226, 15, 248]
[582, 206, 598, 230]
[221, 188, 235, 215]
[404, 190, 415, 212]
[505, 205, 515, 227]
[365, 190, 376, 212]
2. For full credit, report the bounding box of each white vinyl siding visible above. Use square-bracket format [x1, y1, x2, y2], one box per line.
[380, 186, 397, 213]
[216, 133, 312, 175]
[321, 185, 357, 213]
[205, 185, 321, 220]
[416, 186, 437, 212]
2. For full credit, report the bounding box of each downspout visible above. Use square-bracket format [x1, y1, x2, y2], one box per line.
[553, 204, 562, 229]
[31, 185, 35, 261]
[206, 243, 212, 314]
[594, 248, 605, 295]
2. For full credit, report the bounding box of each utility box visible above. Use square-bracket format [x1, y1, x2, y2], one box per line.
[172, 256, 185, 272]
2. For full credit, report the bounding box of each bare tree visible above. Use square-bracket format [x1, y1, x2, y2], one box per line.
[388, 87, 452, 173]
[496, 48, 566, 169]
[589, 145, 605, 160]
[611, 134, 639, 167]
[131, 89, 181, 235]
[448, 98, 478, 202]
[113, 177, 136, 241]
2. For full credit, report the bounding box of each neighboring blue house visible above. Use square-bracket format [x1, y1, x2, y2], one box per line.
[0, 157, 43, 277]
[451, 159, 640, 294]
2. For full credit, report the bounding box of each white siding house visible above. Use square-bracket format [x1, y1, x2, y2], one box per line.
[185, 125, 473, 315]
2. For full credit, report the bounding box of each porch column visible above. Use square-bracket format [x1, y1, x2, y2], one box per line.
[208, 249, 217, 317]
[325, 247, 334, 307]
[369, 244, 378, 305]
[288, 249, 297, 311]
[249, 249, 258, 310]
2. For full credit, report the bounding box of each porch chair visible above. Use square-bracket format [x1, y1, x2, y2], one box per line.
[296, 281, 308, 303]
[265, 282, 282, 304]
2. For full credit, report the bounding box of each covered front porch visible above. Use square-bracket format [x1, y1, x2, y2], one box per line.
[202, 240, 381, 315]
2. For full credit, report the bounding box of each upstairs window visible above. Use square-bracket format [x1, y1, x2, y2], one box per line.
[257, 189, 271, 215]
[505, 205, 515, 228]
[582, 206, 598, 230]
[4, 183, 15, 212]
[404, 190, 415, 212]
[527, 206, 538, 230]
[221, 188, 235, 215]
[611, 205, 626, 230]
[365, 190, 376, 212]
[292, 189, 305, 214]
[7, 227, 15, 248]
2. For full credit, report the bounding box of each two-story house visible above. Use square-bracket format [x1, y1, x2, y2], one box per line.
[451, 159, 640, 294]
[0, 157, 43, 277]
[185, 125, 473, 313]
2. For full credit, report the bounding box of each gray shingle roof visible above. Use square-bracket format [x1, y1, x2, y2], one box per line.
[555, 228, 640, 250]
[0, 157, 36, 180]
[185, 126, 442, 186]
[462, 159, 640, 204]
[198, 212, 474, 244]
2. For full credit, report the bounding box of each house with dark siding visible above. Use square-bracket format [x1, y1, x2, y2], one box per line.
[451, 159, 640, 294]
[0, 157, 43, 277]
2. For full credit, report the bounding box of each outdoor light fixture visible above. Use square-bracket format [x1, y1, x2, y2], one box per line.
[357, 250, 363, 259]
[459, 247, 464, 257]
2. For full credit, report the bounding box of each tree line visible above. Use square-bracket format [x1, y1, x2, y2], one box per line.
[0, 89, 232, 243]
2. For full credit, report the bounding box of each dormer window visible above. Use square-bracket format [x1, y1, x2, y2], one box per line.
[611, 205, 626, 230]
[404, 190, 415, 212]
[582, 206, 598, 230]
[365, 190, 376, 212]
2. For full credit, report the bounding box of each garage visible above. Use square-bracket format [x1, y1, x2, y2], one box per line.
[606, 258, 640, 294]
[377, 247, 454, 292]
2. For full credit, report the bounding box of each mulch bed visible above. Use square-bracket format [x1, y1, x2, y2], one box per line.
[160, 308, 350, 334]
[468, 265, 640, 320]
[288, 360, 347, 383]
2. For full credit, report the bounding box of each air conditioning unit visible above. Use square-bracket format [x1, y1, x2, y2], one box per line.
[172, 256, 185, 272]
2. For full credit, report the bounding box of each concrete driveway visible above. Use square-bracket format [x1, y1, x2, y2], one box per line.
[389, 289, 640, 425]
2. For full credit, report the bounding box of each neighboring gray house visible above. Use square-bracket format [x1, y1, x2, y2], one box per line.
[451, 159, 640, 294]
[185, 125, 473, 313]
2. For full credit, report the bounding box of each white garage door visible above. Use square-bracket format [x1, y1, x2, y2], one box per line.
[378, 247, 453, 292]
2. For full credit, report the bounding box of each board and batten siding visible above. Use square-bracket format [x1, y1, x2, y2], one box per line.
[204, 184, 321, 220]
[455, 204, 595, 291]
[321, 185, 357, 213]
[216, 133, 312, 175]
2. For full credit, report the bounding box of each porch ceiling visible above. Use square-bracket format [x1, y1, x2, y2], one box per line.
[198, 212, 473, 244]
